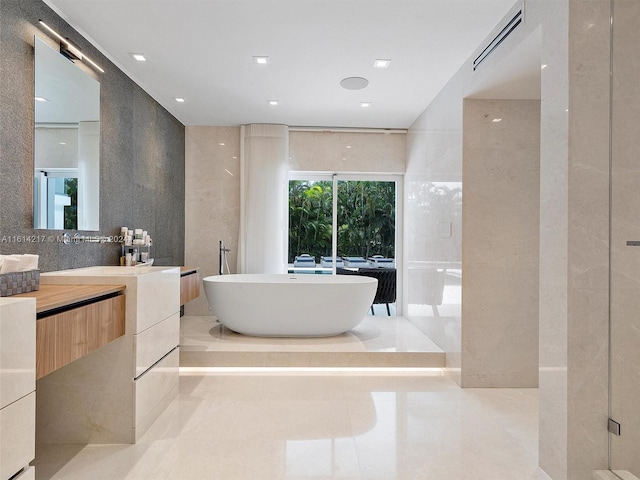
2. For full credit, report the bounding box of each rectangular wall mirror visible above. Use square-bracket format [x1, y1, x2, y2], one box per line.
[34, 36, 100, 231]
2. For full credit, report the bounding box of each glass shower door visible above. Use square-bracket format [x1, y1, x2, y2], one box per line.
[609, 0, 640, 476]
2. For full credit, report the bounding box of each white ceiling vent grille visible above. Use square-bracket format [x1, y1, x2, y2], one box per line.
[473, 4, 523, 71]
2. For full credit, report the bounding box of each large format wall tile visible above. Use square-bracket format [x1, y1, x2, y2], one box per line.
[461, 99, 540, 388]
[609, 0, 640, 475]
[289, 131, 406, 173]
[405, 0, 614, 477]
[184, 126, 241, 316]
[404, 72, 464, 384]
[0, 0, 185, 270]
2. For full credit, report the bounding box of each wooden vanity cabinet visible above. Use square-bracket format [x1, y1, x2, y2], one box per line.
[35, 293, 125, 379]
[180, 266, 200, 306]
[36, 266, 180, 444]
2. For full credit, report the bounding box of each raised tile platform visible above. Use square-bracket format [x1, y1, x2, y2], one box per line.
[180, 315, 445, 368]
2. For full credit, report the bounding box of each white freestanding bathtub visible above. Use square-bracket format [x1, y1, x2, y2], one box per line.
[202, 274, 377, 337]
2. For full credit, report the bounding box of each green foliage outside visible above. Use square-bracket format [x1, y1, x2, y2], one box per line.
[288, 180, 395, 264]
[64, 178, 78, 230]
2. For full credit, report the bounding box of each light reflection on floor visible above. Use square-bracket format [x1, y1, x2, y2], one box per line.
[34, 372, 552, 480]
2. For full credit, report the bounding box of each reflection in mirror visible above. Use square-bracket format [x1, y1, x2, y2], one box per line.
[34, 36, 100, 230]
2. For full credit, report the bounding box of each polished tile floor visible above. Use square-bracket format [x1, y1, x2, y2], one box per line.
[34, 315, 551, 479]
[35, 370, 552, 480]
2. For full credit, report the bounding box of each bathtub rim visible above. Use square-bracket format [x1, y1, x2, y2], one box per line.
[202, 273, 378, 285]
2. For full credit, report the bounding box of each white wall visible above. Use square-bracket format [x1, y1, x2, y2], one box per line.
[404, 0, 612, 478]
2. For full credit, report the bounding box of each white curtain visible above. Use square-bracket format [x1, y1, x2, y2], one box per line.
[237, 124, 289, 274]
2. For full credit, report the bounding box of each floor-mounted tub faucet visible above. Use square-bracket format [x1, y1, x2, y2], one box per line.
[219, 240, 231, 275]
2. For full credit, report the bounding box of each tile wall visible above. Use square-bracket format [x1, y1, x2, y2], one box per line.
[0, 0, 185, 270]
[609, 0, 640, 474]
[405, 0, 613, 477]
[461, 98, 540, 388]
[184, 127, 241, 316]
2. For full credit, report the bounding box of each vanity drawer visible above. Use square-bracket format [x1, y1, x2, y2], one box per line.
[134, 348, 179, 430]
[36, 294, 125, 379]
[180, 270, 200, 305]
[133, 313, 179, 378]
[0, 298, 35, 409]
[135, 273, 180, 333]
[0, 392, 35, 480]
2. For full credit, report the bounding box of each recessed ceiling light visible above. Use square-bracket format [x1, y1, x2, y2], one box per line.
[253, 56, 269, 65]
[360, 102, 372, 108]
[59, 142, 66, 145]
[341, 77, 369, 90]
[175, 97, 186, 103]
[269, 100, 279, 106]
[35, 96, 49, 102]
[346, 145, 352, 149]
[373, 59, 391, 68]
[130, 53, 147, 62]
[219, 142, 225, 146]
[492, 118, 502, 122]
[541, 64, 548, 69]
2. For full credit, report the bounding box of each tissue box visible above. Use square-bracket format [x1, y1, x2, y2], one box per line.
[0, 270, 40, 297]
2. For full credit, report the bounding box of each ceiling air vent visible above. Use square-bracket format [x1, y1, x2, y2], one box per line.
[473, 5, 523, 71]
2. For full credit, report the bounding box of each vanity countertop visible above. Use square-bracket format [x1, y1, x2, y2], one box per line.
[14, 284, 125, 314]
[42, 266, 179, 277]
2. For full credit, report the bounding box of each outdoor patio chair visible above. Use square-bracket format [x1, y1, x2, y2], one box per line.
[337, 267, 397, 316]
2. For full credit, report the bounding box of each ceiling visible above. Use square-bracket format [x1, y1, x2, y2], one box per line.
[44, 0, 519, 129]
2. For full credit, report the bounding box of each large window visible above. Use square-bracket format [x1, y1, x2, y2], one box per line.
[289, 177, 397, 264]
[288, 173, 402, 313]
[288, 179, 334, 264]
[337, 179, 395, 261]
